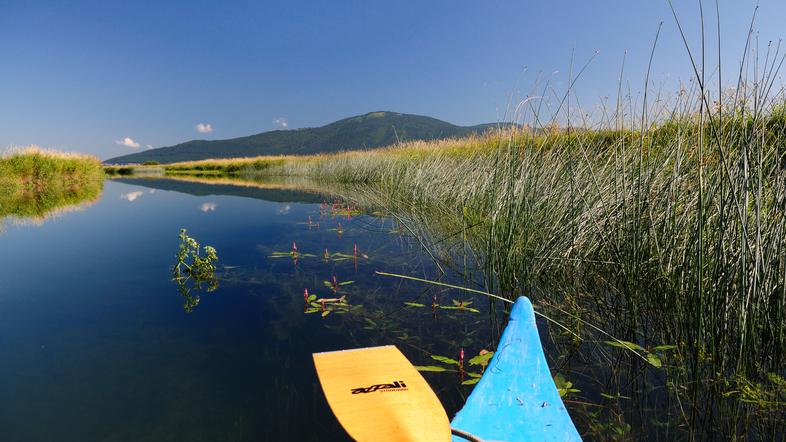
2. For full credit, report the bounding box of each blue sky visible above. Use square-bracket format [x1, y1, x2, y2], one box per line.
[1, 0, 783, 159]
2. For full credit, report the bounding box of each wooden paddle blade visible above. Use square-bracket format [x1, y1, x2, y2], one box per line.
[313, 345, 451, 441]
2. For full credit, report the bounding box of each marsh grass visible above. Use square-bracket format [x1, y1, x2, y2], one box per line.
[164, 155, 293, 173]
[0, 146, 104, 222]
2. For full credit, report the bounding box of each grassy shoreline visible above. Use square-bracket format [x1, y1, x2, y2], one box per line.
[1, 147, 104, 221]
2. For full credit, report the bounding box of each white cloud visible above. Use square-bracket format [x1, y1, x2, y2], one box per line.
[121, 191, 143, 202]
[195, 123, 213, 134]
[146, 144, 153, 149]
[200, 202, 217, 212]
[116, 137, 140, 149]
[273, 117, 288, 128]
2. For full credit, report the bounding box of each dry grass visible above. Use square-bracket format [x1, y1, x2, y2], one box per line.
[2, 145, 100, 161]
[152, 131, 515, 176]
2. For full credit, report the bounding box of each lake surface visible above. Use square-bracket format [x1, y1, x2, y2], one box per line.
[0, 178, 501, 441]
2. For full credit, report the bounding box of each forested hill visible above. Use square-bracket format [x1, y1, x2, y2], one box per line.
[105, 111, 507, 164]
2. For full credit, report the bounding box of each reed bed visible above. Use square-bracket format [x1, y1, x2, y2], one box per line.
[163, 155, 295, 173]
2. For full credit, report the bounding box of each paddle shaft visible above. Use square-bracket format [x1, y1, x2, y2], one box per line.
[451, 427, 487, 442]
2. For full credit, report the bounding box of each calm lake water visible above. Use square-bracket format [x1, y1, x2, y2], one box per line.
[0, 178, 502, 441]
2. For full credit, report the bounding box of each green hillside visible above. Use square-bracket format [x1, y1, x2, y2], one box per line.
[105, 111, 508, 164]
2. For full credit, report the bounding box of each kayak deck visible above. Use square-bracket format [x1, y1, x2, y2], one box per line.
[450, 297, 581, 441]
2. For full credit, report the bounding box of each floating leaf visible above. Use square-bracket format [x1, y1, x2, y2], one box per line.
[646, 353, 663, 368]
[451, 299, 473, 306]
[553, 373, 580, 397]
[307, 295, 317, 302]
[462, 378, 480, 385]
[600, 392, 631, 400]
[768, 372, 786, 386]
[440, 306, 479, 313]
[270, 251, 315, 258]
[404, 302, 426, 308]
[415, 365, 448, 372]
[321, 310, 330, 317]
[468, 351, 494, 367]
[430, 355, 459, 366]
[603, 340, 646, 352]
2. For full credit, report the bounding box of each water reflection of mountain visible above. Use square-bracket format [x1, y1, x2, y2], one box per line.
[111, 177, 326, 204]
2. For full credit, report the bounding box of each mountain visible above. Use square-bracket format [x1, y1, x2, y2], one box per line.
[105, 111, 508, 164]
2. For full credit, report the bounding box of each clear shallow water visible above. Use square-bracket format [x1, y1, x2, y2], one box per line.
[0, 179, 499, 441]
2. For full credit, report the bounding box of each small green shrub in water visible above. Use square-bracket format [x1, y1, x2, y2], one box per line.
[103, 166, 134, 175]
[172, 228, 219, 312]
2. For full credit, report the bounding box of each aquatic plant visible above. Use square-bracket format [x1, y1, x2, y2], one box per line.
[172, 228, 219, 312]
[403, 298, 479, 314]
[302, 287, 351, 317]
[414, 349, 494, 386]
[440, 300, 480, 313]
[269, 242, 316, 259]
[102, 166, 134, 175]
[325, 222, 344, 238]
[321, 250, 356, 262]
[553, 374, 581, 398]
[323, 276, 355, 293]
